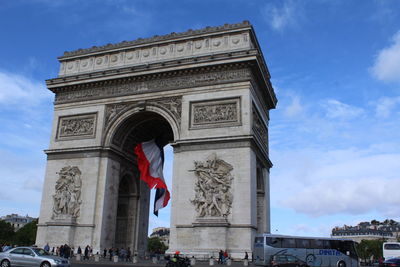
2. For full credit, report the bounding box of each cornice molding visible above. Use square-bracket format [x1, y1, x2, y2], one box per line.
[60, 21, 252, 59]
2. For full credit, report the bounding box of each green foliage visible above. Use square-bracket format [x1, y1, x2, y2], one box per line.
[356, 239, 384, 262]
[0, 219, 38, 245]
[13, 219, 38, 246]
[147, 236, 168, 254]
[0, 220, 15, 243]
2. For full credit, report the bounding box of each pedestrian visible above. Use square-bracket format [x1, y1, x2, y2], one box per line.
[218, 250, 223, 264]
[244, 251, 248, 260]
[84, 245, 90, 260]
[103, 248, 107, 258]
[223, 250, 228, 264]
[44, 243, 50, 252]
[127, 247, 132, 262]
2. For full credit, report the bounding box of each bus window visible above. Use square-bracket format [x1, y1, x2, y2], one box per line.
[311, 239, 324, 249]
[323, 240, 331, 249]
[296, 239, 311, 249]
[282, 238, 296, 248]
[266, 237, 282, 248]
[385, 244, 400, 250]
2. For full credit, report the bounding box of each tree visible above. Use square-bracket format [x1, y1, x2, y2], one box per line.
[371, 220, 380, 225]
[147, 236, 168, 254]
[356, 239, 384, 263]
[0, 220, 15, 244]
[14, 219, 38, 246]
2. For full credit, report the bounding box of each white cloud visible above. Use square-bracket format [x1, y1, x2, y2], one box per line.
[371, 31, 400, 82]
[284, 94, 304, 118]
[322, 99, 364, 119]
[375, 96, 400, 118]
[0, 71, 52, 107]
[262, 0, 302, 31]
[275, 148, 400, 218]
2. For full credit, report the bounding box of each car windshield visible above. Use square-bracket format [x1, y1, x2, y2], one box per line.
[33, 248, 50, 256]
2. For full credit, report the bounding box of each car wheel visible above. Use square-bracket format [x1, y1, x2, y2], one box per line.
[41, 261, 51, 267]
[338, 261, 346, 267]
[1, 260, 10, 267]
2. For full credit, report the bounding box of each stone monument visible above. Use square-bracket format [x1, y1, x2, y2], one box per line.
[36, 21, 277, 258]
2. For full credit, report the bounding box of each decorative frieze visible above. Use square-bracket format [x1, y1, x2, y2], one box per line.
[57, 113, 97, 140]
[190, 153, 233, 218]
[54, 67, 251, 104]
[52, 166, 82, 219]
[190, 97, 241, 129]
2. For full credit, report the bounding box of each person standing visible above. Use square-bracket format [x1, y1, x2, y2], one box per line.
[84, 245, 90, 260]
[223, 250, 228, 264]
[77, 246, 82, 255]
[218, 250, 224, 264]
[44, 243, 50, 252]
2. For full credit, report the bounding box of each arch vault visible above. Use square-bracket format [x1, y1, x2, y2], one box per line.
[36, 21, 277, 258]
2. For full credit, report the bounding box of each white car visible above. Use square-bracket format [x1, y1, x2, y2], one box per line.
[0, 247, 70, 267]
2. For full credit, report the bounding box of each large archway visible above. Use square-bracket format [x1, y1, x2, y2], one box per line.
[106, 110, 174, 252]
[36, 22, 277, 259]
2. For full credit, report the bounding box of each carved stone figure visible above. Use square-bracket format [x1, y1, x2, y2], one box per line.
[190, 153, 233, 217]
[58, 114, 96, 139]
[52, 166, 82, 218]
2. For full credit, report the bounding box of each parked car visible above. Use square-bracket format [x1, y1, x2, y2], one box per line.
[383, 258, 400, 267]
[270, 254, 310, 267]
[0, 247, 70, 267]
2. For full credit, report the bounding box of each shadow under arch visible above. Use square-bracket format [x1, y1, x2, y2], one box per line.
[104, 104, 180, 149]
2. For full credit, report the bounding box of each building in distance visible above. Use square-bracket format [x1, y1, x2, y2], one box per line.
[331, 220, 399, 243]
[150, 227, 170, 246]
[1, 214, 36, 231]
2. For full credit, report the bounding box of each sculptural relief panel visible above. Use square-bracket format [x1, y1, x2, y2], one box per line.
[190, 153, 234, 218]
[190, 97, 241, 129]
[56, 113, 97, 140]
[52, 166, 82, 219]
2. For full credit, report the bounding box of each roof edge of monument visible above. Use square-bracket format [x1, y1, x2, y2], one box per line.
[60, 21, 252, 59]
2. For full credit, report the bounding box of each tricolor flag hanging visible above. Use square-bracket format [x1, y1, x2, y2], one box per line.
[134, 139, 170, 216]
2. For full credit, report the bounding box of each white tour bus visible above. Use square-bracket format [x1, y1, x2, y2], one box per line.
[254, 234, 359, 267]
[383, 242, 400, 260]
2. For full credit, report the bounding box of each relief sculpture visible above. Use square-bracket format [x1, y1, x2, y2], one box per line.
[190, 153, 233, 217]
[58, 114, 96, 139]
[52, 166, 82, 218]
[190, 97, 240, 129]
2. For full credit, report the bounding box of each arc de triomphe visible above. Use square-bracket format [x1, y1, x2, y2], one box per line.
[36, 21, 277, 258]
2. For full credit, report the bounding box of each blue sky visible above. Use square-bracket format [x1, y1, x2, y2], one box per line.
[1, 0, 400, 237]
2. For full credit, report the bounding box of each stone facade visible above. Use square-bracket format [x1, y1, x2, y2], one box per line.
[36, 21, 276, 259]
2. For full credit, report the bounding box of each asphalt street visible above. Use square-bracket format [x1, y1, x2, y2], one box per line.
[70, 259, 250, 267]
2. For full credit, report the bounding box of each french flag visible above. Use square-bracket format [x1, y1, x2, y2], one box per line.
[134, 139, 170, 216]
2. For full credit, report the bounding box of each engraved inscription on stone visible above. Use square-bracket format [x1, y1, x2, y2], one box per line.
[57, 113, 97, 140]
[190, 153, 233, 218]
[52, 166, 82, 219]
[190, 97, 241, 129]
